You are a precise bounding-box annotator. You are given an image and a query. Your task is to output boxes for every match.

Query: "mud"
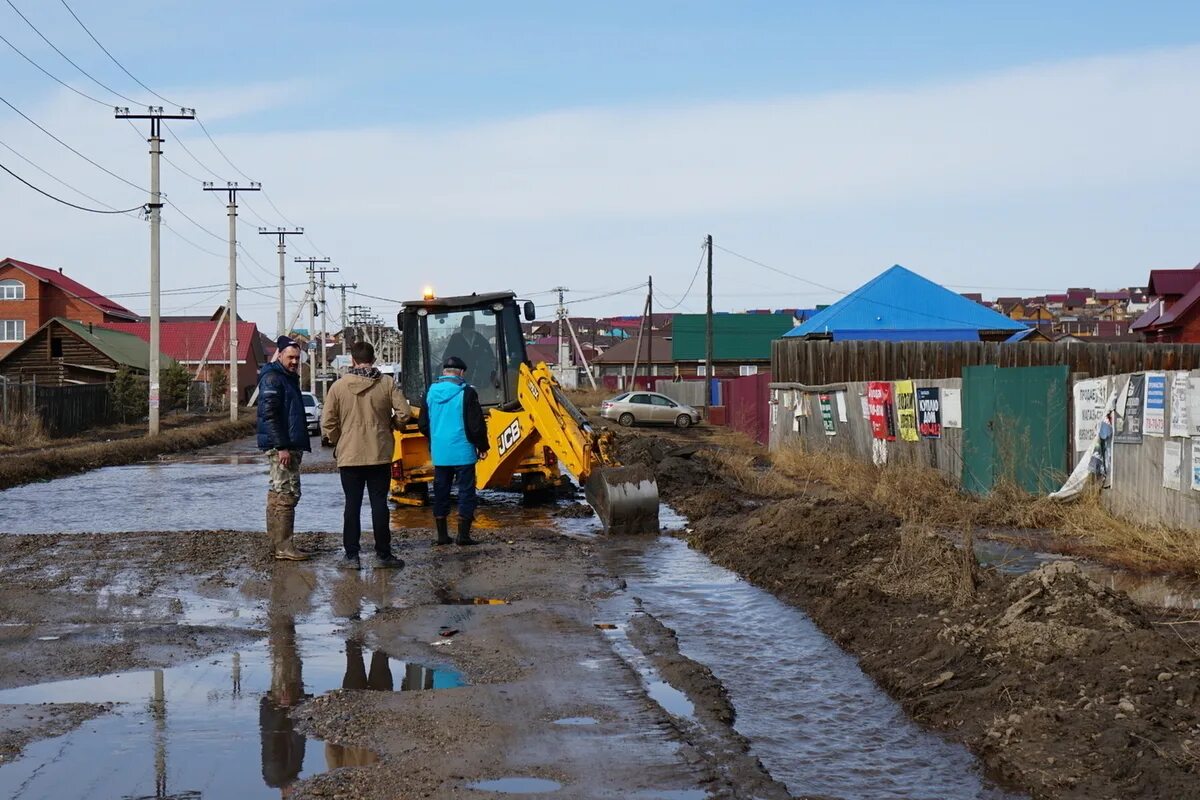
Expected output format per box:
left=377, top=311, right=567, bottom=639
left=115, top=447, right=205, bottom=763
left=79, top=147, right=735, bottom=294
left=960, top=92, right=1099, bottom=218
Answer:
left=622, top=429, right=1200, bottom=799
left=0, top=703, right=111, bottom=765
left=0, top=416, right=254, bottom=490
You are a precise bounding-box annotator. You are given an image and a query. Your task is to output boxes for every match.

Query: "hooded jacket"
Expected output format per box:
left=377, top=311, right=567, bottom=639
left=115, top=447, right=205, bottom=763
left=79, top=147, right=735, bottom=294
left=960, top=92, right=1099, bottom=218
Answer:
left=321, top=370, right=412, bottom=467
left=257, top=361, right=310, bottom=452
left=417, top=375, right=489, bottom=466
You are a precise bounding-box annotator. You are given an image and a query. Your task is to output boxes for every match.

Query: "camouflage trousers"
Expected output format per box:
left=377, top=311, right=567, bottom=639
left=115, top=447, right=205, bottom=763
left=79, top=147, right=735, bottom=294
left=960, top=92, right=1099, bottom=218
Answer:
left=267, top=449, right=303, bottom=498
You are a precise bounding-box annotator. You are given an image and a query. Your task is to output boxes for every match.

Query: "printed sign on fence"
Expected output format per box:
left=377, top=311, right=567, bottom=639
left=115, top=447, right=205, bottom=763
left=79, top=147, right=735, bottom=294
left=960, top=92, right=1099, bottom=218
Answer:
left=941, top=388, right=962, bottom=428
left=916, top=387, right=942, bottom=438
left=1189, top=377, right=1200, bottom=438
left=1073, top=378, right=1108, bottom=453
left=835, top=391, right=848, bottom=423
left=895, top=380, right=919, bottom=442
left=867, top=381, right=896, bottom=440
left=1145, top=372, right=1166, bottom=437
left=1115, top=373, right=1145, bottom=444
left=819, top=393, right=836, bottom=435
left=1192, top=440, right=1200, bottom=490
left=1164, top=440, right=1183, bottom=491
left=1170, top=371, right=1191, bottom=438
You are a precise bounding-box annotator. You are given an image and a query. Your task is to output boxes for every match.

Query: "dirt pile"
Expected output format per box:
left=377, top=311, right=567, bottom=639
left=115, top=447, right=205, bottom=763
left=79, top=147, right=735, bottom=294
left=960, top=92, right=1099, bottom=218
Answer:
left=631, top=430, right=1200, bottom=800
left=0, top=417, right=255, bottom=489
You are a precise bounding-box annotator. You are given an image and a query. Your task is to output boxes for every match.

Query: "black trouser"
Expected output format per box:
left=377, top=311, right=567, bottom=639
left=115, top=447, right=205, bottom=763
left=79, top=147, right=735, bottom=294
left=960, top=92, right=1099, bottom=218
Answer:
left=339, top=463, right=391, bottom=557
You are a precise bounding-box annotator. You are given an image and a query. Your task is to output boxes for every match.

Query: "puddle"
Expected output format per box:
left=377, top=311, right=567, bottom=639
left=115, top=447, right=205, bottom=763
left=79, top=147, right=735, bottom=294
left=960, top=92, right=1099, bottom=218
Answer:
left=972, top=536, right=1200, bottom=610
left=0, top=436, right=688, bottom=537
left=551, top=716, right=598, bottom=726
left=0, top=570, right=465, bottom=799
left=607, top=536, right=1023, bottom=800
left=468, top=776, right=563, bottom=793
left=636, top=792, right=709, bottom=800
left=646, top=680, right=695, bottom=719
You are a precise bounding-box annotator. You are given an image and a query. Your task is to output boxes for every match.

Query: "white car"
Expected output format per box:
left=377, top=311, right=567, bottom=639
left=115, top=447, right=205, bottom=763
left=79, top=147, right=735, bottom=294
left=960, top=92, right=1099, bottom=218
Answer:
left=301, top=391, right=322, bottom=435
left=600, top=391, right=702, bottom=428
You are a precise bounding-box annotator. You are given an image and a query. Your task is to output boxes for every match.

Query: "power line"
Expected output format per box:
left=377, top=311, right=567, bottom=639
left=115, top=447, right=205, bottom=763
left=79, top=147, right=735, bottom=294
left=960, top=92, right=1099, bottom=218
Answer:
left=161, top=220, right=227, bottom=259
left=3, top=0, right=144, bottom=105
left=0, top=93, right=146, bottom=193
left=0, top=30, right=109, bottom=106
left=195, top=117, right=255, bottom=182
left=0, top=159, right=143, bottom=214
left=162, top=122, right=221, bottom=180
left=0, top=134, right=139, bottom=215
left=713, top=244, right=843, bottom=295
left=658, top=240, right=708, bottom=310
left=56, top=0, right=179, bottom=107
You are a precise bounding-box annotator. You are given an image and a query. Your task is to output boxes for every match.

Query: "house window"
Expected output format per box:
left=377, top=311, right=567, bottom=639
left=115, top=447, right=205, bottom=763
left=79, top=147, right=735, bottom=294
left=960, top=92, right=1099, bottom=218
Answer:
left=0, top=280, right=24, bottom=300
left=738, top=365, right=759, bottom=377
left=696, top=363, right=708, bottom=377
left=50, top=337, right=63, bottom=357
left=0, top=320, right=24, bottom=341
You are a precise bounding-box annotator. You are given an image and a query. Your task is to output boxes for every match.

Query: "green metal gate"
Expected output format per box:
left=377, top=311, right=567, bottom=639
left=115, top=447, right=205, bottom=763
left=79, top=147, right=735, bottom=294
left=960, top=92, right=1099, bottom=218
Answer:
left=962, top=365, right=1069, bottom=495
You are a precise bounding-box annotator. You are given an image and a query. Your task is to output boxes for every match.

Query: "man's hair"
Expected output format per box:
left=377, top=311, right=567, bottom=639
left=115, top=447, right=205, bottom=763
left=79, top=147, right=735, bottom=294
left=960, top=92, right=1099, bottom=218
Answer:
left=351, top=341, right=375, bottom=364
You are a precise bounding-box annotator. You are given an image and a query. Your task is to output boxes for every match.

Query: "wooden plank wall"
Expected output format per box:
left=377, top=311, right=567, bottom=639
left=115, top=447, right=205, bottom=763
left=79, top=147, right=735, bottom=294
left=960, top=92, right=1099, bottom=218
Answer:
left=772, top=340, right=1200, bottom=385
left=769, top=378, right=965, bottom=483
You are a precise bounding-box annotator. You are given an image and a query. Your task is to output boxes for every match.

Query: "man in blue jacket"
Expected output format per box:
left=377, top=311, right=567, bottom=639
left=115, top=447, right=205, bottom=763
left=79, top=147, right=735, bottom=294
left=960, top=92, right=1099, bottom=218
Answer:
left=417, top=356, right=490, bottom=546
left=257, top=336, right=312, bottom=560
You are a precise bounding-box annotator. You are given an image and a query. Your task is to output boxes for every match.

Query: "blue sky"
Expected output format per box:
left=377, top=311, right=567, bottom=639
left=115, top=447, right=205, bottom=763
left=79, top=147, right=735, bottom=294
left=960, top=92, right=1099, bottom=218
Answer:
left=4, top=2, right=1200, bottom=328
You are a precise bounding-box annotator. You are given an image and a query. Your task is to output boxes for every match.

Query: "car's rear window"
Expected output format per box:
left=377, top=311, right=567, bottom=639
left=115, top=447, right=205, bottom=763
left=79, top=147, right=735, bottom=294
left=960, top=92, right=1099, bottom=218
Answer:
left=610, top=393, right=630, bottom=402
left=302, top=395, right=316, bottom=407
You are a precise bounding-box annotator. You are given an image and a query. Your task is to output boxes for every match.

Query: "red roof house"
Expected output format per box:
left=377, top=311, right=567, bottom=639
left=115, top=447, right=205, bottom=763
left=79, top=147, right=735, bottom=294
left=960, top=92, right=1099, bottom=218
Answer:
left=1130, top=265, right=1200, bottom=342
left=0, top=257, right=139, bottom=356
left=100, top=319, right=266, bottom=403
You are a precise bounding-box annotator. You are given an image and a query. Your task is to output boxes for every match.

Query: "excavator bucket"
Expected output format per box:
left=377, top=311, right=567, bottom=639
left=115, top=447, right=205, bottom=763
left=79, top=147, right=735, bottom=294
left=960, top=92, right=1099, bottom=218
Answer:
left=585, top=464, right=660, bottom=535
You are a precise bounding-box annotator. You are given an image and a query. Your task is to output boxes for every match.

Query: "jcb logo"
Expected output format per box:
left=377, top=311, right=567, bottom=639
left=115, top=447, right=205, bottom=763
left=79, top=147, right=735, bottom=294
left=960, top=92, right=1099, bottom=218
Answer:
left=497, top=420, right=521, bottom=456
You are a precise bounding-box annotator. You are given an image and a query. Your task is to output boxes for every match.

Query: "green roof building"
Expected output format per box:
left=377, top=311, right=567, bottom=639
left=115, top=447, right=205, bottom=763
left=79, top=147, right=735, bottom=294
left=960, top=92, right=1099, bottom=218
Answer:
left=671, top=314, right=793, bottom=374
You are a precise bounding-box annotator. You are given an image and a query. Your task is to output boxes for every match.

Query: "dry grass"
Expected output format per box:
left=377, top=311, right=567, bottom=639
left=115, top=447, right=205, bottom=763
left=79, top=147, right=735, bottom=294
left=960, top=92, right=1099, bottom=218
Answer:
left=0, top=414, right=46, bottom=448
left=697, top=448, right=796, bottom=497
left=771, top=443, right=1200, bottom=576
left=879, top=523, right=979, bottom=605
left=565, top=387, right=613, bottom=410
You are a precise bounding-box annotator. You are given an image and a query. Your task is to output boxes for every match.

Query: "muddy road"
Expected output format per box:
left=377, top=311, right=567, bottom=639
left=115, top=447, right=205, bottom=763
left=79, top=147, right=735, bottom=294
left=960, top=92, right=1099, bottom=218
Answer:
left=0, top=434, right=1034, bottom=799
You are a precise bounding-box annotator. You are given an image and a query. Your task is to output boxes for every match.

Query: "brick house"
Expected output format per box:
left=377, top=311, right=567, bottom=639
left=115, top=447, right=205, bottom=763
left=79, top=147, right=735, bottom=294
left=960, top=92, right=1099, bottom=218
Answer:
left=1130, top=266, right=1200, bottom=342
left=0, top=258, right=140, bottom=357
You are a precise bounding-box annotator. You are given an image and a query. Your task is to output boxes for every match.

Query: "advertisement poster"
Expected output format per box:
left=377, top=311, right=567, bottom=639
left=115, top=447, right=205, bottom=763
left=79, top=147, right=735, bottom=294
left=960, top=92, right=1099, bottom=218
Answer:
left=1170, top=371, right=1191, bottom=438
left=859, top=394, right=870, bottom=420
left=1115, top=374, right=1145, bottom=444
left=916, top=387, right=942, bottom=439
left=1163, top=440, right=1183, bottom=491
left=835, top=391, right=849, bottom=423
left=1192, top=440, right=1200, bottom=491
left=1073, top=378, right=1109, bottom=453
left=819, top=393, right=836, bottom=436
left=942, top=388, right=962, bottom=428
left=1144, top=372, right=1166, bottom=437
left=894, top=380, right=920, bottom=442
left=1189, top=377, right=1200, bottom=437
left=866, top=381, right=896, bottom=441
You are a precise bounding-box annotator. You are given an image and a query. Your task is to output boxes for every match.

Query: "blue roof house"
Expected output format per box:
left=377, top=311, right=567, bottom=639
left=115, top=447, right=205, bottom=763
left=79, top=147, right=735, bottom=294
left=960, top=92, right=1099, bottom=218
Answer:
left=784, top=265, right=1027, bottom=342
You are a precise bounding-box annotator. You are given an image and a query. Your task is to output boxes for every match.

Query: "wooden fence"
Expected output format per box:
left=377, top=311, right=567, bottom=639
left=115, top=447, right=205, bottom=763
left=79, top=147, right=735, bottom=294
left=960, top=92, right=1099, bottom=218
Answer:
left=772, top=339, right=1200, bottom=385
left=0, top=380, right=121, bottom=437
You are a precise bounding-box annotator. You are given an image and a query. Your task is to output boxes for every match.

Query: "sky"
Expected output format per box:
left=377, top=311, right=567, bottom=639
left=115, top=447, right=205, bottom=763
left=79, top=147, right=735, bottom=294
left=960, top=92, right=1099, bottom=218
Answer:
left=3, top=1, right=1200, bottom=333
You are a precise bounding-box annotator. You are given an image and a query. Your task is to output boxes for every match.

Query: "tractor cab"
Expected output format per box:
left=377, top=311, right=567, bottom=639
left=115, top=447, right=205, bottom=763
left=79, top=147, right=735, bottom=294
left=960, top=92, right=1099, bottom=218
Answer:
left=399, top=291, right=536, bottom=408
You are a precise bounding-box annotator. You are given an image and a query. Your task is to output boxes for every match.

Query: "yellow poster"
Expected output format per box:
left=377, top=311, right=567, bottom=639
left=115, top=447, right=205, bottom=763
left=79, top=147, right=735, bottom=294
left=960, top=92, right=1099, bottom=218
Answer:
left=895, top=380, right=919, bottom=442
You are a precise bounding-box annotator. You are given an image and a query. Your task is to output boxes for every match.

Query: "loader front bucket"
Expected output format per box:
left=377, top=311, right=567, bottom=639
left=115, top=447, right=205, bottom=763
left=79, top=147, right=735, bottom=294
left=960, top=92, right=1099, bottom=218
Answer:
left=585, top=464, right=660, bottom=535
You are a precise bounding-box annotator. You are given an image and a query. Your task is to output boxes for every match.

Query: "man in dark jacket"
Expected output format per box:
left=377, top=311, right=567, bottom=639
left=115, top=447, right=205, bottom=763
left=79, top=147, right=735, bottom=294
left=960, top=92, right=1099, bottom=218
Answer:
left=257, top=336, right=311, bottom=560
left=417, top=356, right=489, bottom=546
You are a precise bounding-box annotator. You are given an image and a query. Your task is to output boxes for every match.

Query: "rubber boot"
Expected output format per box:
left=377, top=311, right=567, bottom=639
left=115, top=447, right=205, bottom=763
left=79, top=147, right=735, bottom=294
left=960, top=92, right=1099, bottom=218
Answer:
left=274, top=492, right=310, bottom=561
left=455, top=517, right=478, bottom=547
left=433, top=517, right=452, bottom=546
left=266, top=491, right=286, bottom=555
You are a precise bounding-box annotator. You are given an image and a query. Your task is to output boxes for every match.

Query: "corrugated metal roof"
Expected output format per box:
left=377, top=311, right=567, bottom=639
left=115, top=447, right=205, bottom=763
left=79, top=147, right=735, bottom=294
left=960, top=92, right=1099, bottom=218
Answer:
left=55, top=318, right=167, bottom=371
left=785, top=265, right=1025, bottom=339
left=671, top=314, right=793, bottom=361
left=1, top=258, right=139, bottom=320
left=1147, top=269, right=1200, bottom=296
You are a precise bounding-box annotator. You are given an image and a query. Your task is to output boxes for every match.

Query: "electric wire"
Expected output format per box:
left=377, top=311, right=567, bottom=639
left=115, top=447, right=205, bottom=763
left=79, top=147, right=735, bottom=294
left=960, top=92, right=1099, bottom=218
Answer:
left=56, top=0, right=180, bottom=107
left=0, top=134, right=139, bottom=215
left=0, top=159, right=143, bottom=214
left=195, top=117, right=254, bottom=182
left=657, top=241, right=708, bottom=310
left=0, top=93, right=146, bottom=193
left=4, top=0, right=145, bottom=105
left=160, top=220, right=227, bottom=259
left=0, top=30, right=110, bottom=107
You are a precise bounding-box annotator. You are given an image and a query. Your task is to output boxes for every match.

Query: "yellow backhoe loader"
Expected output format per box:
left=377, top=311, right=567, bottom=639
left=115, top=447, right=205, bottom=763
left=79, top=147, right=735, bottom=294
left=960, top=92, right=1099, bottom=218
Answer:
left=389, top=290, right=659, bottom=534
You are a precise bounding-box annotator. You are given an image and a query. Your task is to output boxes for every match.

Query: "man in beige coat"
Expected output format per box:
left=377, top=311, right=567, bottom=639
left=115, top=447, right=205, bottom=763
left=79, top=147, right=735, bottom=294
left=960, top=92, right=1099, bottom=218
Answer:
left=321, top=341, right=412, bottom=569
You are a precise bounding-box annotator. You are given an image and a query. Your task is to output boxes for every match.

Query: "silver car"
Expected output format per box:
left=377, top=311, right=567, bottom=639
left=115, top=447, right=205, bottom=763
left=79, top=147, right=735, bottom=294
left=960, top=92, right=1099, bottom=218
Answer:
left=600, top=391, right=702, bottom=428
left=301, top=391, right=322, bottom=435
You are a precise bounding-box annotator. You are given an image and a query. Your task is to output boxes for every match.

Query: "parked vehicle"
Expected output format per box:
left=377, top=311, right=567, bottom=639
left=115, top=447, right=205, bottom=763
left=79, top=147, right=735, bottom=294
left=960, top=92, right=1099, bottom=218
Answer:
left=301, top=391, right=322, bottom=435
left=600, top=391, right=701, bottom=428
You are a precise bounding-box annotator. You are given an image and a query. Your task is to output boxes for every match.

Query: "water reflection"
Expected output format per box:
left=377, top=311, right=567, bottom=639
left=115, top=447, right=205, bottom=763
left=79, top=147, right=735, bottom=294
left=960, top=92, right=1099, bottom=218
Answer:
left=261, top=567, right=316, bottom=796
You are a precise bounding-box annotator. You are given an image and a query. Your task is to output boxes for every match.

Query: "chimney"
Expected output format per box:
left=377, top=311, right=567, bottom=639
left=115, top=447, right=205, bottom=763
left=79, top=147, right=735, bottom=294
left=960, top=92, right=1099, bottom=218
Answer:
left=58, top=267, right=63, bottom=274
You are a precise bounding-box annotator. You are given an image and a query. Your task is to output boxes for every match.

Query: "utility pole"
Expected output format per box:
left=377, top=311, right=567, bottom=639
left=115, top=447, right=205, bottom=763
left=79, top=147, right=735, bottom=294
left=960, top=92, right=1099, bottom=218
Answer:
left=203, top=180, right=260, bottom=421
left=647, top=274, right=654, bottom=388
left=705, top=234, right=714, bottom=406
left=553, top=286, right=569, bottom=382
left=295, top=257, right=331, bottom=394
left=259, top=227, right=303, bottom=338
left=329, top=283, right=357, bottom=358
left=116, top=106, right=195, bottom=436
